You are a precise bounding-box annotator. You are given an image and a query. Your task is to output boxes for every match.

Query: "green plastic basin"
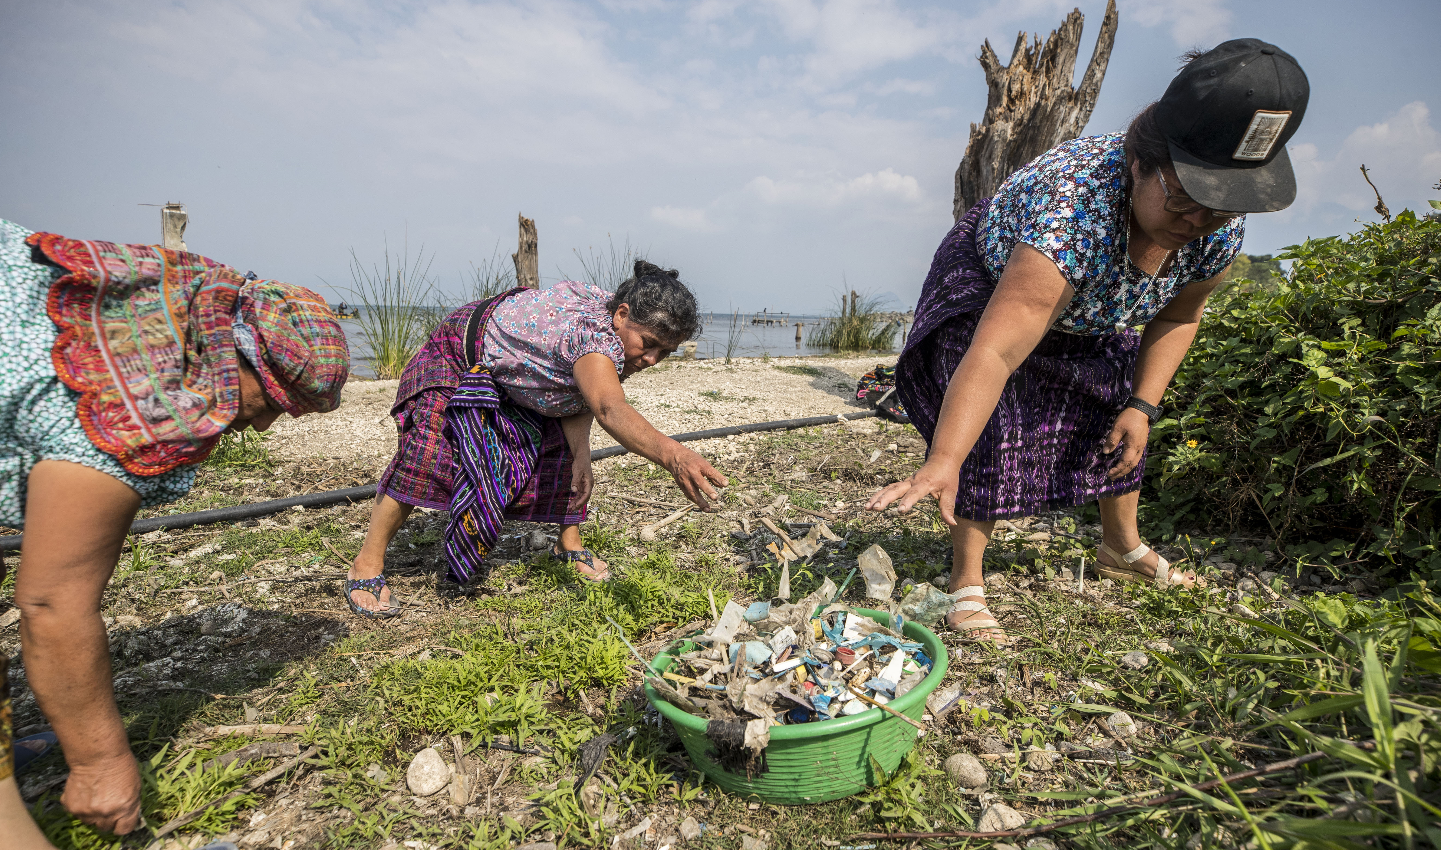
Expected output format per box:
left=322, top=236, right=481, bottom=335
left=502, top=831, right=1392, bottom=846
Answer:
left=644, top=608, right=948, bottom=805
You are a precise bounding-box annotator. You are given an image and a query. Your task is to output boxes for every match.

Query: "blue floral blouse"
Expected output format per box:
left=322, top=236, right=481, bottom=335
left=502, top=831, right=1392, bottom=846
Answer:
left=978, top=132, right=1245, bottom=335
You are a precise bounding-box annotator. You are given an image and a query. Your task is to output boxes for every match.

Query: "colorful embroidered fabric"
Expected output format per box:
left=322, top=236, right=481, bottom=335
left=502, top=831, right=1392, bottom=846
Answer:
left=441, top=366, right=586, bottom=583
left=480, top=280, right=625, bottom=417
left=979, top=133, right=1245, bottom=335
left=0, top=221, right=192, bottom=525
left=380, top=291, right=520, bottom=510
left=27, top=232, right=348, bottom=475
left=855, top=364, right=909, bottom=424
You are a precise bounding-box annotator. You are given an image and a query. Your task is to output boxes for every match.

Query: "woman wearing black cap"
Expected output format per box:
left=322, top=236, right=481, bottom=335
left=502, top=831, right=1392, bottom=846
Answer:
left=867, top=40, right=1309, bottom=644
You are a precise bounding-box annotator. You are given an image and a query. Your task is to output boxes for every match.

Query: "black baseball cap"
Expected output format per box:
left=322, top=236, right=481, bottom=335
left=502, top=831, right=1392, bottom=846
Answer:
left=1155, top=38, right=1309, bottom=213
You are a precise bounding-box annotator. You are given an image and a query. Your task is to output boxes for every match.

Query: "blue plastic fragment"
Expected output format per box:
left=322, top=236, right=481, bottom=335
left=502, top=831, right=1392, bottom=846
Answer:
left=786, top=706, right=811, bottom=723
left=914, top=650, right=933, bottom=669
left=728, top=641, right=772, bottom=666
left=863, top=677, right=897, bottom=695
left=849, top=633, right=923, bottom=653
left=891, top=613, right=904, bottom=632
left=820, top=615, right=847, bottom=647
left=743, top=601, right=771, bottom=622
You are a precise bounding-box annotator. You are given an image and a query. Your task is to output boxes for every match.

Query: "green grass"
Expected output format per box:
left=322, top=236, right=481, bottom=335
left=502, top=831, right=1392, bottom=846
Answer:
left=16, top=422, right=1440, bottom=849
left=336, top=240, right=443, bottom=380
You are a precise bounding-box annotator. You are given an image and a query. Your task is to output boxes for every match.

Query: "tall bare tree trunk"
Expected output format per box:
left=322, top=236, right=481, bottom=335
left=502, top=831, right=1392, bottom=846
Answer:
left=161, top=202, right=188, bottom=251
left=952, top=0, right=1119, bottom=220
left=512, top=214, right=539, bottom=289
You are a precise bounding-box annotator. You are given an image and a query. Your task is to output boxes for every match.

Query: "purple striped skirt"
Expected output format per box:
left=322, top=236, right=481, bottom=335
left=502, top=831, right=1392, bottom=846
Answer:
left=895, top=199, right=1144, bottom=521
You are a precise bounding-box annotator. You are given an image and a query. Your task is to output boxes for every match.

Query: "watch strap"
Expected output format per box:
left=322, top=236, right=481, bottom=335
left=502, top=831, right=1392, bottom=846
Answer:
left=1125, top=396, right=1162, bottom=424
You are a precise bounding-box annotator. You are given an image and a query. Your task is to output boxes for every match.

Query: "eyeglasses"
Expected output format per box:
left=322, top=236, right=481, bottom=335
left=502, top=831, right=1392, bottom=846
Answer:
left=1157, top=171, right=1245, bottom=221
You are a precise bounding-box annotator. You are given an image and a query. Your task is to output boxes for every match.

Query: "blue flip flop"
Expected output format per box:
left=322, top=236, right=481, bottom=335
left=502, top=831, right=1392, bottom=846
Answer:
left=550, top=546, right=611, bottom=583
left=345, top=575, right=402, bottom=619
left=14, top=731, right=58, bottom=775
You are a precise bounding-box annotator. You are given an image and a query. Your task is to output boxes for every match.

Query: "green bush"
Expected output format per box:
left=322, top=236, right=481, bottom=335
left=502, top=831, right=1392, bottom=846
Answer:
left=1147, top=210, right=1441, bottom=581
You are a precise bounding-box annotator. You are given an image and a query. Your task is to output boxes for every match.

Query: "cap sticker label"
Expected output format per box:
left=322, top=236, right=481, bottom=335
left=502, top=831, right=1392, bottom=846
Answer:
left=1233, top=110, right=1292, bottom=161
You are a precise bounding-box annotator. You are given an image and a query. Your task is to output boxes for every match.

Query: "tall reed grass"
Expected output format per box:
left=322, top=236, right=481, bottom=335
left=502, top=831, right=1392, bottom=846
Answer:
left=572, top=234, right=642, bottom=291
left=339, top=241, right=442, bottom=380
left=806, top=289, right=898, bottom=352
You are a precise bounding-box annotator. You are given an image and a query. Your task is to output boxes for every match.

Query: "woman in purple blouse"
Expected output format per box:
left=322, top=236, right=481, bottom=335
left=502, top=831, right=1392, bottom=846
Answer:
left=347, top=261, right=726, bottom=615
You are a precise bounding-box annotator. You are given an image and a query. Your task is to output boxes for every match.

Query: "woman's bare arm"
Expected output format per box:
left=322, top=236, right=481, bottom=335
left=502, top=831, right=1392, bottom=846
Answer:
left=559, top=410, right=594, bottom=460
left=1101, top=268, right=1227, bottom=478
left=16, top=461, right=144, bottom=835
left=866, top=243, right=1075, bottom=524
left=573, top=353, right=727, bottom=507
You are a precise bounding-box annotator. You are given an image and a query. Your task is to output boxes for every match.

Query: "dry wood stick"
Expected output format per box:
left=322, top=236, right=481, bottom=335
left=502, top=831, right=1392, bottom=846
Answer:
left=853, top=748, right=1336, bottom=841
left=149, top=745, right=320, bottom=843
left=199, top=723, right=308, bottom=738
left=639, top=505, right=693, bottom=541
left=844, top=683, right=926, bottom=731
left=608, top=493, right=684, bottom=509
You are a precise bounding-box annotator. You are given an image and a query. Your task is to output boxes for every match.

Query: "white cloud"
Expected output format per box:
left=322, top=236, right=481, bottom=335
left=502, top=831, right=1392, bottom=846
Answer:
left=746, top=168, right=923, bottom=206
left=1289, top=101, right=1441, bottom=217
left=651, top=205, right=719, bottom=232
left=1119, top=0, right=1232, bottom=48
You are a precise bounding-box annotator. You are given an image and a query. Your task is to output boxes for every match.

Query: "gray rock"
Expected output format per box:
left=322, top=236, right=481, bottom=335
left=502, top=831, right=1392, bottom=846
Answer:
left=984, top=572, right=1008, bottom=589
left=1120, top=650, right=1150, bottom=670
left=528, top=530, right=551, bottom=550
left=1259, top=570, right=1280, bottom=584
left=1143, top=639, right=1175, bottom=654
left=1024, top=748, right=1060, bottom=772
left=1106, top=711, right=1139, bottom=738
left=977, top=802, right=1026, bottom=832
left=406, top=747, right=450, bottom=796
left=978, top=735, right=1010, bottom=755
left=944, top=752, right=988, bottom=789
left=679, top=816, right=702, bottom=841
left=741, top=836, right=768, bottom=850
left=1236, top=578, right=1257, bottom=592
left=931, top=575, right=949, bottom=589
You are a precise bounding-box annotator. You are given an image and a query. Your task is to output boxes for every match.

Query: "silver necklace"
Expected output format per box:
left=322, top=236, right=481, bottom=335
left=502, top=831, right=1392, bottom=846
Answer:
left=1124, top=198, right=1174, bottom=280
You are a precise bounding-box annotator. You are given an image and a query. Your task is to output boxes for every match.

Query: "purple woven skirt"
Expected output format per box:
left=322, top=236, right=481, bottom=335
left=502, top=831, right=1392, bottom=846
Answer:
left=895, top=199, right=1144, bottom=521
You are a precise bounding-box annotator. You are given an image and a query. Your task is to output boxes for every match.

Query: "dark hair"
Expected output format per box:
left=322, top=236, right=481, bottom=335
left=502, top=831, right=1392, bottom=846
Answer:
left=1122, top=48, right=1210, bottom=193
left=606, top=260, right=700, bottom=343
left=1123, top=101, right=1171, bottom=193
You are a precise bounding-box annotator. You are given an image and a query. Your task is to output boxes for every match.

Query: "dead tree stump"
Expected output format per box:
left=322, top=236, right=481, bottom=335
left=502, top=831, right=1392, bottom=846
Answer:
left=952, top=0, right=1119, bottom=220
left=512, top=213, right=539, bottom=289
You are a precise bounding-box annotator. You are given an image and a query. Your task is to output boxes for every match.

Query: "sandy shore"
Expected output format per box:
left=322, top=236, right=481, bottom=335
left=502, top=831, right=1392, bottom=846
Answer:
left=265, top=353, right=899, bottom=467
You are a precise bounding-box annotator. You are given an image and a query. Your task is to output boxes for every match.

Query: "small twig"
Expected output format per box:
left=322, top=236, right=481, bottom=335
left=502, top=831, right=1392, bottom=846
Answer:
left=198, top=724, right=307, bottom=739
left=639, top=505, right=693, bottom=541
left=148, top=745, right=320, bottom=843
left=156, top=573, right=346, bottom=593
left=843, top=683, right=926, bottom=731
left=854, top=747, right=1345, bottom=841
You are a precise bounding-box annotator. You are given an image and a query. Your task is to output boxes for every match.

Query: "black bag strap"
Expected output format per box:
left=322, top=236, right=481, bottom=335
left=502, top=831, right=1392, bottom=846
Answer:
left=464, top=302, right=485, bottom=370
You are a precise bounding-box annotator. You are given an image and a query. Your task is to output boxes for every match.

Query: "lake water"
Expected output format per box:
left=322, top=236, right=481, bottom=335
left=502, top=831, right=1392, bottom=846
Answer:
left=337, top=310, right=905, bottom=378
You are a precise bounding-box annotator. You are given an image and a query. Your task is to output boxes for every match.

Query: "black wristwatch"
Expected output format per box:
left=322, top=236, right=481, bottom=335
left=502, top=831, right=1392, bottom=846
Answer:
left=1125, top=396, right=1162, bottom=424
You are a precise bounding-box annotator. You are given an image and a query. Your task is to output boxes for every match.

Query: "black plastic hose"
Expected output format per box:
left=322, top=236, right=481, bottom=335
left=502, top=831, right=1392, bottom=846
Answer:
left=0, top=409, right=878, bottom=552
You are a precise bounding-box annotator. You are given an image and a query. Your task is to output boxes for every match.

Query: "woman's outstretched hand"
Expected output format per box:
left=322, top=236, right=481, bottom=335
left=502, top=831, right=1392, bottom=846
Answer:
left=664, top=444, right=728, bottom=509
left=1102, top=408, right=1151, bottom=480
left=569, top=455, right=595, bottom=510
left=865, top=460, right=959, bottom=526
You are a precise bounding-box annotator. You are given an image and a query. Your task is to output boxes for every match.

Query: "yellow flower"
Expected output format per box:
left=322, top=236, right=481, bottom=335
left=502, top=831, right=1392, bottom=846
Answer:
left=1186, top=439, right=1198, bottom=448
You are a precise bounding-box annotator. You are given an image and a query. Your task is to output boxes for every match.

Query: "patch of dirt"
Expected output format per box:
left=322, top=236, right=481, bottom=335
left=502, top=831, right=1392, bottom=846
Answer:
left=263, top=354, right=897, bottom=461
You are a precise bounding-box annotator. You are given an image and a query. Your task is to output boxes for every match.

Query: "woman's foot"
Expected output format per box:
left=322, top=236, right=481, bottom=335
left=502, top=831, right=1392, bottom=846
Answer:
left=347, top=556, right=397, bottom=615
left=556, top=525, right=609, bottom=581
left=945, top=586, right=1013, bottom=646
left=1095, top=540, right=1198, bottom=589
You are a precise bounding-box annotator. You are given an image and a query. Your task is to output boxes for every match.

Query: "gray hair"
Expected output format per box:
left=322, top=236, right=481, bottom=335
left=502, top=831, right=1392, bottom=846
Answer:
left=606, top=260, right=700, bottom=342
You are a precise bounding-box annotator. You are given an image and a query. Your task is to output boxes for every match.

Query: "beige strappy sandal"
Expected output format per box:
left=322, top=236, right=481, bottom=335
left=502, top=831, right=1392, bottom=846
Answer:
left=1094, top=543, right=1198, bottom=589
left=947, top=585, right=1014, bottom=646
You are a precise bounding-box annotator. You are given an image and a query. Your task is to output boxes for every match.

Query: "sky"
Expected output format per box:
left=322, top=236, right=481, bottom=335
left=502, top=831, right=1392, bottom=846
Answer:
left=2, top=0, right=1438, bottom=313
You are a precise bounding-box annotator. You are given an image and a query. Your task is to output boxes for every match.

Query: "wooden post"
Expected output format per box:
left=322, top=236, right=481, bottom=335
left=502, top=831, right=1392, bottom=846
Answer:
left=952, top=0, right=1118, bottom=220
left=795, top=322, right=803, bottom=344
left=512, top=214, right=538, bottom=289
left=161, top=202, right=188, bottom=251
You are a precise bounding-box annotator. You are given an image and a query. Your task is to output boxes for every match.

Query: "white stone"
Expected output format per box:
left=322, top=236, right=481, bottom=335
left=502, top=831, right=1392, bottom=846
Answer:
left=944, top=752, right=988, bottom=789
left=1106, top=711, right=1139, bottom=738
left=977, top=802, right=1026, bottom=832
left=1120, top=651, right=1150, bottom=670
left=406, top=747, right=450, bottom=796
